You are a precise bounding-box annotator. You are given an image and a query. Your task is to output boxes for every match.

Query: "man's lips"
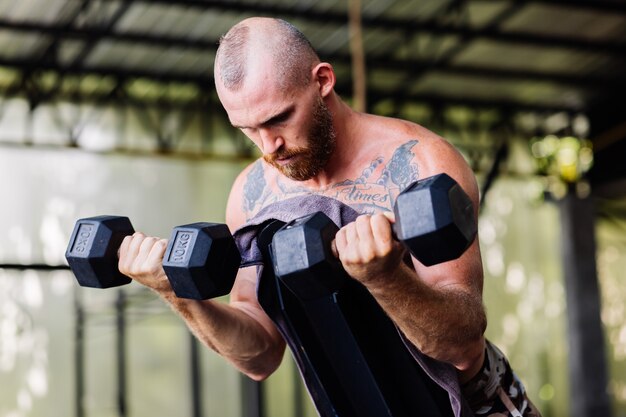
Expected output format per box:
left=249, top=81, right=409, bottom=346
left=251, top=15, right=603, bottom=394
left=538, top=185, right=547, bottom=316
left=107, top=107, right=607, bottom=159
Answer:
left=272, top=154, right=298, bottom=166
left=265, top=148, right=305, bottom=167
left=275, top=156, right=292, bottom=165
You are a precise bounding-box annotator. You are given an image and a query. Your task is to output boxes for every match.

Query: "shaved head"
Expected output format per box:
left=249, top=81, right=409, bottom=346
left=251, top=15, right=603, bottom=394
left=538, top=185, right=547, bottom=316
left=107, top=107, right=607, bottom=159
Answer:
left=215, top=17, right=320, bottom=92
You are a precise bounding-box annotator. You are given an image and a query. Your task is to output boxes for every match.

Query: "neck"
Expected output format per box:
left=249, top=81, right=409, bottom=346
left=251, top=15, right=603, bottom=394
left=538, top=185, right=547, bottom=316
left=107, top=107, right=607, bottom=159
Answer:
left=300, top=93, right=363, bottom=190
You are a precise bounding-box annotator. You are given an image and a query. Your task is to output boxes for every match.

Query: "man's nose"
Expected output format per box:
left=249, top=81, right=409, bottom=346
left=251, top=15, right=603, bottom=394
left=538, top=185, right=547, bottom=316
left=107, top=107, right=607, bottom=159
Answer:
left=259, top=128, right=284, bottom=155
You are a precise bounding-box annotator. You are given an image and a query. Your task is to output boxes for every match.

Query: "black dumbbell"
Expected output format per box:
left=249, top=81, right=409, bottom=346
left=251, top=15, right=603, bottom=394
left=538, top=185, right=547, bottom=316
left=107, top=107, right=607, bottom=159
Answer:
left=65, top=216, right=241, bottom=300
left=162, top=222, right=241, bottom=300
left=270, top=212, right=346, bottom=300
left=65, top=216, right=134, bottom=289
left=393, top=172, right=476, bottom=266
left=271, top=173, right=477, bottom=299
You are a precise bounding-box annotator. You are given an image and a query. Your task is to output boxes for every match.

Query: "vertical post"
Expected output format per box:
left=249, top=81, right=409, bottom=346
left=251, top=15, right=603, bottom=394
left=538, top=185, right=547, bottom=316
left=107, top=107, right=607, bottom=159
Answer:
left=292, top=361, right=304, bottom=417
left=115, top=290, right=128, bottom=417
left=559, top=187, right=611, bottom=417
left=189, top=332, right=203, bottom=417
left=240, top=376, right=264, bottom=417
left=74, top=287, right=85, bottom=417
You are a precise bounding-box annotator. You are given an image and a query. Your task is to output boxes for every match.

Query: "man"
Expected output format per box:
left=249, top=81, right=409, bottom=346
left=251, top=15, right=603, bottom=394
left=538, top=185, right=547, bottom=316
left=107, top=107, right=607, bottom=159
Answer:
left=118, top=17, right=540, bottom=417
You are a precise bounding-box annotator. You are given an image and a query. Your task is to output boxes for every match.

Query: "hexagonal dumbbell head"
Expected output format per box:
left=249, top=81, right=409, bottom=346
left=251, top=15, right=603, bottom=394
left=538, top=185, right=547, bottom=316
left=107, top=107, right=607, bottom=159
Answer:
left=393, top=173, right=477, bottom=266
left=271, top=212, right=347, bottom=301
left=162, top=223, right=241, bottom=300
left=65, top=216, right=135, bottom=288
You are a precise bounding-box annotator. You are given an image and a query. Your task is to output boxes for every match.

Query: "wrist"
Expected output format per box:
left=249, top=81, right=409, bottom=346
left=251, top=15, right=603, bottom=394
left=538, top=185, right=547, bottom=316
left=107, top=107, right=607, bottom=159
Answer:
left=364, top=260, right=415, bottom=295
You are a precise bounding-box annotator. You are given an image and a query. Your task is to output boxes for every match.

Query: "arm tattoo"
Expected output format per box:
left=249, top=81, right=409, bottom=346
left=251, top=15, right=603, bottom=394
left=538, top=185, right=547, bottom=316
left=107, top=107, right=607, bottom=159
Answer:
left=379, top=140, right=419, bottom=191
left=242, top=161, right=266, bottom=214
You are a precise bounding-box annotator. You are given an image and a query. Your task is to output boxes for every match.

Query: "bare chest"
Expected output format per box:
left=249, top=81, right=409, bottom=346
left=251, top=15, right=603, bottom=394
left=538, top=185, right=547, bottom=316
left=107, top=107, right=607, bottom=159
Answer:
left=241, top=139, right=422, bottom=219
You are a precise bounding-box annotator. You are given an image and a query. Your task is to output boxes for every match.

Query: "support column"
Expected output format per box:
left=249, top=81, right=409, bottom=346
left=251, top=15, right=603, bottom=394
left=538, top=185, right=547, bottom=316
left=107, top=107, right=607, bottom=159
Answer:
left=115, top=290, right=128, bottom=417
left=74, top=287, right=85, bottom=417
left=240, top=376, right=264, bottom=417
left=189, top=333, right=203, bottom=417
left=559, top=188, right=611, bottom=417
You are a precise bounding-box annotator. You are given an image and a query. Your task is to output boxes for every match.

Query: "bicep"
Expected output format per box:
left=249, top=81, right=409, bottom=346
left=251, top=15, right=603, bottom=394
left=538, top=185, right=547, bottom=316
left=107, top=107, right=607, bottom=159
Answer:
left=410, top=133, right=483, bottom=294
left=411, top=238, right=483, bottom=296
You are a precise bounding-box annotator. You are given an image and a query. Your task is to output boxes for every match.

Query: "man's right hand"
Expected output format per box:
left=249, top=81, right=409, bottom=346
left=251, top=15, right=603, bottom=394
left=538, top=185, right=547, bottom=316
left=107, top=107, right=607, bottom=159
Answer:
left=118, top=232, right=172, bottom=294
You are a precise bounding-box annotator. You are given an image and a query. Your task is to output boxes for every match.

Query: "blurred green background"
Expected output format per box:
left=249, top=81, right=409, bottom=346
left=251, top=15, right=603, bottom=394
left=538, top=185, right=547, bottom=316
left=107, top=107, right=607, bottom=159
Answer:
left=0, top=96, right=624, bottom=417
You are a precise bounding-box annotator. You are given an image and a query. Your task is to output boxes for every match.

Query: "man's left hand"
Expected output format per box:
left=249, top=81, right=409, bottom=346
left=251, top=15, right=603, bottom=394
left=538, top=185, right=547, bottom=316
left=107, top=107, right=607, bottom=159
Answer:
left=332, top=213, right=407, bottom=286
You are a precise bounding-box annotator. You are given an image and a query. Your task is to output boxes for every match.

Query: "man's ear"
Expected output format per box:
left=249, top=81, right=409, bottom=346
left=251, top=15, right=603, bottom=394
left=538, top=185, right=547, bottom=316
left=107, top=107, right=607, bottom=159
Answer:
left=312, top=63, right=335, bottom=98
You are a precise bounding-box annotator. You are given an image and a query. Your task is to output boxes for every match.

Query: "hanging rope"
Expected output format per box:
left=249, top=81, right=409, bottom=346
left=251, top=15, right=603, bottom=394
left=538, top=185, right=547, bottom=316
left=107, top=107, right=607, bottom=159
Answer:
left=348, top=0, right=366, bottom=112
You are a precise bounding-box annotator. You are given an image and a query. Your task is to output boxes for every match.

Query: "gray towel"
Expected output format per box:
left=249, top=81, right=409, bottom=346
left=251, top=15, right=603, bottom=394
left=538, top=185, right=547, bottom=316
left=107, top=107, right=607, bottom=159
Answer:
left=233, top=194, right=472, bottom=417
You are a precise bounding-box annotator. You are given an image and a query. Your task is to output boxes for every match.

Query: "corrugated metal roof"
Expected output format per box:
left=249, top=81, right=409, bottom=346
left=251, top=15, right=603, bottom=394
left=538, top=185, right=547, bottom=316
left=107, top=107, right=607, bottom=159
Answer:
left=0, top=0, right=623, bottom=115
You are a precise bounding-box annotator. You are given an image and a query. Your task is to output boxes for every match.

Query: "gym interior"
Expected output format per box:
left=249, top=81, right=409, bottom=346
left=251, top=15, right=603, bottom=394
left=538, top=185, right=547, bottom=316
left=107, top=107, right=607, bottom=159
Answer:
left=0, top=1, right=625, bottom=417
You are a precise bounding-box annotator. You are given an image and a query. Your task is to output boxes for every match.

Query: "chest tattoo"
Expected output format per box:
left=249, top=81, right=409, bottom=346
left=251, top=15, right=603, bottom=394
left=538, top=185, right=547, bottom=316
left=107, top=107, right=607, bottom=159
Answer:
left=241, top=139, right=421, bottom=218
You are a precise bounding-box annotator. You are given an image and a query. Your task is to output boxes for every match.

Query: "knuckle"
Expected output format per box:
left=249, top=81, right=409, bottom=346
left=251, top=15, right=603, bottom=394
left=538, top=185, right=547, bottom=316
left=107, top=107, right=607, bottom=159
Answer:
left=118, top=262, right=129, bottom=275
left=372, top=213, right=386, bottom=224
left=355, top=214, right=367, bottom=222
left=361, top=248, right=376, bottom=263
left=155, top=239, right=169, bottom=252
left=355, top=215, right=371, bottom=226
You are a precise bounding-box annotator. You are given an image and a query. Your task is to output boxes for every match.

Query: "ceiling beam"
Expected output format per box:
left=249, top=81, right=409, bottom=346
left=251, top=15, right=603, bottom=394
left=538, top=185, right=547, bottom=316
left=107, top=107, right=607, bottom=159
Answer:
left=35, top=0, right=91, bottom=64
left=121, top=0, right=626, bottom=16
left=0, top=56, right=580, bottom=114
left=0, top=18, right=207, bottom=48
left=522, top=0, right=626, bottom=14
left=0, top=48, right=613, bottom=114
left=364, top=88, right=580, bottom=114
left=0, top=18, right=622, bottom=90
left=0, top=56, right=213, bottom=85
left=68, top=1, right=134, bottom=67
left=0, top=4, right=626, bottom=56
left=386, top=1, right=526, bottom=100
left=132, top=0, right=625, bottom=54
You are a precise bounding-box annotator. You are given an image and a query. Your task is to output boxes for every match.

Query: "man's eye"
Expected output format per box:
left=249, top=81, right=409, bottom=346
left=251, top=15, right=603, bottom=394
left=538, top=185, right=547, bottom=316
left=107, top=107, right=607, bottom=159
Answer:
left=267, top=112, right=290, bottom=126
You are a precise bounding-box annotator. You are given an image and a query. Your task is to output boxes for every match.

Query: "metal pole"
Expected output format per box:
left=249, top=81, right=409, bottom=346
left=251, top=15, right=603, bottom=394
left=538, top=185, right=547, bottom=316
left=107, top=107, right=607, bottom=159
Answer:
left=559, top=187, right=611, bottom=417
left=115, top=290, right=128, bottom=417
left=74, top=287, right=85, bottom=417
left=240, top=376, right=264, bottom=417
left=292, top=362, right=304, bottom=417
left=189, top=332, right=203, bottom=417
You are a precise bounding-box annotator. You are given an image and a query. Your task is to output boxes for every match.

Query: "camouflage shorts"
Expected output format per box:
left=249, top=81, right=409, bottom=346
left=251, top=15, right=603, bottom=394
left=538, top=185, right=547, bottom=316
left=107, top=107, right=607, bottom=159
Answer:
left=461, top=341, right=542, bottom=417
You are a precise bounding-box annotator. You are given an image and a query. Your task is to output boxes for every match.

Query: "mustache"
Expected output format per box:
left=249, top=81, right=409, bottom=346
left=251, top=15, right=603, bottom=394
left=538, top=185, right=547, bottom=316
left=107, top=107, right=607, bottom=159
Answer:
left=263, top=147, right=307, bottom=163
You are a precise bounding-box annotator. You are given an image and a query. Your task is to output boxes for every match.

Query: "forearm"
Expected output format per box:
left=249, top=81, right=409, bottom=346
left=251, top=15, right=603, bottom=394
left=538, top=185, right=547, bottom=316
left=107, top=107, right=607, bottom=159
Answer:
left=160, top=289, right=286, bottom=380
left=365, top=262, right=486, bottom=376
left=117, top=234, right=286, bottom=380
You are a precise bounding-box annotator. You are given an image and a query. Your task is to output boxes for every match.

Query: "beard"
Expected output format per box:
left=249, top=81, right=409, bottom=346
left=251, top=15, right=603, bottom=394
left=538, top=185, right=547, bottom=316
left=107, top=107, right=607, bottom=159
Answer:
left=263, top=97, right=336, bottom=181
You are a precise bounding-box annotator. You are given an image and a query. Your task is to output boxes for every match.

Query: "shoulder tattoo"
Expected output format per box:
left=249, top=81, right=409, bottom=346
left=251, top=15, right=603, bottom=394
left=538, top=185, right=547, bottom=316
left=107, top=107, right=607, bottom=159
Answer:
left=242, top=160, right=267, bottom=215
left=355, top=157, right=384, bottom=184
left=379, top=139, right=419, bottom=191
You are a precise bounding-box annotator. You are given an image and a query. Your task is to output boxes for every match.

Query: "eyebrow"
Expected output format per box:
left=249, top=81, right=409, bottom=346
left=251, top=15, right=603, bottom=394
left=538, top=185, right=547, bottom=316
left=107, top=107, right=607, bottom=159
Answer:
left=232, top=105, right=295, bottom=130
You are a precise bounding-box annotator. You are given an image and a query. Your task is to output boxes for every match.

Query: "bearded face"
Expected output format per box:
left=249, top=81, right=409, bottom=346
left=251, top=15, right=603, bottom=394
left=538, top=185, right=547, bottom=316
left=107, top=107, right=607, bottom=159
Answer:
left=263, top=96, right=336, bottom=181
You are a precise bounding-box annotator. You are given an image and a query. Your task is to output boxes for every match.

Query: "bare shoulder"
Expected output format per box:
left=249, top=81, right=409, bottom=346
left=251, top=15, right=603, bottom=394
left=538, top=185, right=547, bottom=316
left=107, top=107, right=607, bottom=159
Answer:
left=226, top=159, right=271, bottom=229
left=363, top=114, right=478, bottom=205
